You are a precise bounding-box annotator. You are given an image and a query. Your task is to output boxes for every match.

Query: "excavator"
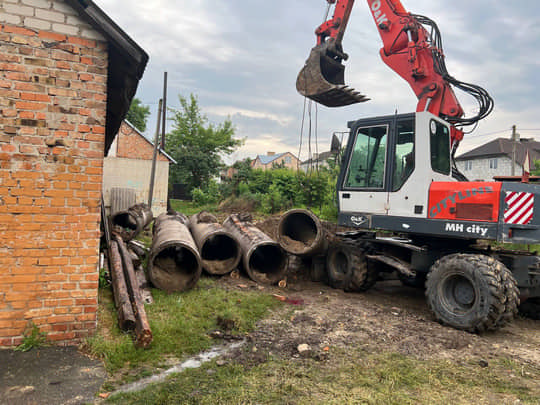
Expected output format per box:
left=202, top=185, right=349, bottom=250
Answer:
left=294, top=0, right=540, bottom=332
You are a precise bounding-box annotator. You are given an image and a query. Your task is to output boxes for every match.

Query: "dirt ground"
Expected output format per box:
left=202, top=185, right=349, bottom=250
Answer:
left=214, top=217, right=540, bottom=370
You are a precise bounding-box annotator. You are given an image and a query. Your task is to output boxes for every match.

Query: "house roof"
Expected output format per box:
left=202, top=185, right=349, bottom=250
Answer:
left=301, top=151, right=335, bottom=165
left=256, top=153, right=286, bottom=165
left=122, top=120, right=177, bottom=164
left=66, top=0, right=149, bottom=154
left=456, top=137, right=540, bottom=168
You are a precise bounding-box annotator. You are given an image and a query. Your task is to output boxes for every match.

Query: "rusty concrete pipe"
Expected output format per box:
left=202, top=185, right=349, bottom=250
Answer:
left=223, top=214, right=288, bottom=285
left=111, top=203, right=154, bottom=242
left=148, top=212, right=202, bottom=292
left=189, top=211, right=242, bottom=275
left=277, top=209, right=328, bottom=257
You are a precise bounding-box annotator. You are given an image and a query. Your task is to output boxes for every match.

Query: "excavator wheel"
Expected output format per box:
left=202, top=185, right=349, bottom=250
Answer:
left=326, top=239, right=377, bottom=292
left=519, top=298, right=540, bottom=320
left=426, top=254, right=519, bottom=333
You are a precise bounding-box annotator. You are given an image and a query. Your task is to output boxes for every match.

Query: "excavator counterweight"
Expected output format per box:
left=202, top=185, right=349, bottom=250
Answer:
left=296, top=44, right=369, bottom=107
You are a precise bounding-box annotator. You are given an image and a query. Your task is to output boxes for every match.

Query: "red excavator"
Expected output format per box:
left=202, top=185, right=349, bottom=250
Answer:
left=293, top=0, right=540, bottom=332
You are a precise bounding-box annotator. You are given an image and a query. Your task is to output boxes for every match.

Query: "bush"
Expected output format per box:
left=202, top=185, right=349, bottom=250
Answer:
left=191, top=181, right=221, bottom=205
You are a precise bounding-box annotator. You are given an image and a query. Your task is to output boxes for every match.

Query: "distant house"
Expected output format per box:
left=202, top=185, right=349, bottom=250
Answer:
left=251, top=151, right=299, bottom=171
left=455, top=137, right=540, bottom=181
left=300, top=151, right=337, bottom=172
left=103, top=121, right=176, bottom=216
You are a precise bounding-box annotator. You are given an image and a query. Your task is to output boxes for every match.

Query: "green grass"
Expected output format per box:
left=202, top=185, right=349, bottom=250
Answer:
left=107, top=348, right=540, bottom=404
left=169, top=199, right=218, bottom=216
left=85, top=277, right=281, bottom=378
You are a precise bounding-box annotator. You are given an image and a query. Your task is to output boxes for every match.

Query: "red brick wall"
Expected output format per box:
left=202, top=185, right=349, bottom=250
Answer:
left=116, top=121, right=168, bottom=162
left=0, top=20, right=108, bottom=346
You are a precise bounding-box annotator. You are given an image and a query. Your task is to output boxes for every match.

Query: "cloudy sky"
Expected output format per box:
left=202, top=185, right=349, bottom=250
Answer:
left=94, top=0, right=539, bottom=164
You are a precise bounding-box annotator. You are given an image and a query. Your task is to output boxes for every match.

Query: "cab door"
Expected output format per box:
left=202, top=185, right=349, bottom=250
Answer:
left=337, top=116, right=394, bottom=215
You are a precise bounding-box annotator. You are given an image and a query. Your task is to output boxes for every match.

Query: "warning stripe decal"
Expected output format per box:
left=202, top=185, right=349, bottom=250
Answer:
left=504, top=191, right=534, bottom=224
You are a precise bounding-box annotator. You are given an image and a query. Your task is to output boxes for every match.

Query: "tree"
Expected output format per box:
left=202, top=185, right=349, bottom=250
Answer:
left=126, top=97, right=150, bottom=133
left=166, top=94, right=243, bottom=193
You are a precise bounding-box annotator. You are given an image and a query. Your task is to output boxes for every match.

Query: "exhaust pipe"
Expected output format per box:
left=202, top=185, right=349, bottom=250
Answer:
left=189, top=211, right=241, bottom=275
left=277, top=209, right=328, bottom=257
left=148, top=212, right=202, bottom=292
left=111, top=203, right=153, bottom=242
left=223, top=214, right=288, bottom=285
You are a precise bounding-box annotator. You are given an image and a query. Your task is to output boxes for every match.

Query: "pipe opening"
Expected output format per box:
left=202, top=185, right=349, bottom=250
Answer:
left=112, top=213, right=138, bottom=232
left=201, top=234, right=240, bottom=274
left=281, top=213, right=318, bottom=244
left=249, top=245, right=287, bottom=277
left=151, top=245, right=200, bottom=290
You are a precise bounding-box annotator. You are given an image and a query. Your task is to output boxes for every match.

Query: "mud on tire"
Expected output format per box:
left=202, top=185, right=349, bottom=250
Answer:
left=426, top=253, right=519, bottom=333
left=326, top=239, right=377, bottom=292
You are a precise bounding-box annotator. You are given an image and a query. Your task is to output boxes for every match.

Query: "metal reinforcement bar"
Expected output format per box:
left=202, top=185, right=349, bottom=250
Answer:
left=277, top=209, right=328, bottom=257
left=189, top=211, right=241, bottom=275
left=148, top=211, right=202, bottom=292
left=111, top=203, right=154, bottom=242
left=223, top=214, right=288, bottom=285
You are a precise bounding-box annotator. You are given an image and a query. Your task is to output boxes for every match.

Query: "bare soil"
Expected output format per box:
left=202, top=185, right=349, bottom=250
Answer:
left=216, top=217, right=540, bottom=370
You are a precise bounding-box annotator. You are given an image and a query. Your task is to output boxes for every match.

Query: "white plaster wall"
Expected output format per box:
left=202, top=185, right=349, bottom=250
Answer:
left=456, top=156, right=522, bottom=181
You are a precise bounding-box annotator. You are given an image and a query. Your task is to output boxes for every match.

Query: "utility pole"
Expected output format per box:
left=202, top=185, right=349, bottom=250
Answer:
left=511, top=125, right=519, bottom=176
left=148, top=99, right=163, bottom=209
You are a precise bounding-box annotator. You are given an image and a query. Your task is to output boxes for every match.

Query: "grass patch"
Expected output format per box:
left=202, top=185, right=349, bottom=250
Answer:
left=169, top=199, right=218, bottom=216
left=107, top=348, right=540, bottom=404
left=85, top=277, right=281, bottom=378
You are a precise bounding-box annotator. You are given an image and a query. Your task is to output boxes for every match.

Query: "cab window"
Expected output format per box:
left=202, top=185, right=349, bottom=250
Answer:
left=430, top=120, right=451, bottom=175
left=344, top=125, right=387, bottom=189
left=392, top=119, right=415, bottom=191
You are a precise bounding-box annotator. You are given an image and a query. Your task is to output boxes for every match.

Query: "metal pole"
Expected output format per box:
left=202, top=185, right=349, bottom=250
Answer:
left=511, top=125, right=517, bottom=176
left=148, top=99, right=163, bottom=208
left=161, top=72, right=168, bottom=149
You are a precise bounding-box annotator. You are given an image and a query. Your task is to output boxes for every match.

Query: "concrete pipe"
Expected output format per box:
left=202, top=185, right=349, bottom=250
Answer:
left=189, top=211, right=241, bottom=275
left=148, top=212, right=202, bottom=292
left=111, top=203, right=154, bottom=242
left=277, top=209, right=328, bottom=257
left=223, top=214, right=288, bottom=285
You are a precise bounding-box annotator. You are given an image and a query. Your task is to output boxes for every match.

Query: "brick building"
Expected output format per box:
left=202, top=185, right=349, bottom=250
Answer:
left=0, top=0, right=147, bottom=346
left=103, top=120, right=176, bottom=216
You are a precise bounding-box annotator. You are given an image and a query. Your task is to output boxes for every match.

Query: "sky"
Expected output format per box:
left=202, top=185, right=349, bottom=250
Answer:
left=94, top=0, right=540, bottom=164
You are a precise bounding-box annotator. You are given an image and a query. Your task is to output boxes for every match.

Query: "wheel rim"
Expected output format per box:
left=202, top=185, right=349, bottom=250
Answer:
left=441, top=274, right=476, bottom=313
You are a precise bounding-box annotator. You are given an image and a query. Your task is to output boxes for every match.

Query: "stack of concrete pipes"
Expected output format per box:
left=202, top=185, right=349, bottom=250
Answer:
left=145, top=210, right=289, bottom=292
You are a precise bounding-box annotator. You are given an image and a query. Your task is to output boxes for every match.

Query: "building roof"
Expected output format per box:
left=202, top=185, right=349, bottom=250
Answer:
left=122, top=120, right=177, bottom=164
left=256, top=153, right=286, bottom=165
left=456, top=137, right=540, bottom=168
left=66, top=0, right=149, bottom=154
left=301, top=151, right=335, bottom=165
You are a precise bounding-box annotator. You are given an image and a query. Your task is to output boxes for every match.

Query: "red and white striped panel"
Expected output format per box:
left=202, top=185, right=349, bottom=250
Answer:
left=504, top=191, right=534, bottom=225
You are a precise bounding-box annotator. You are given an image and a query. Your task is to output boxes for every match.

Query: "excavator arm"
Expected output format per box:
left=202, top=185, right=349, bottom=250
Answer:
left=297, top=0, right=494, bottom=147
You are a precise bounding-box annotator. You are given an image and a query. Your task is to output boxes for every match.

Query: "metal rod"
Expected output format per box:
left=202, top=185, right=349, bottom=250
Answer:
left=148, top=99, right=163, bottom=209
left=161, top=72, right=168, bottom=149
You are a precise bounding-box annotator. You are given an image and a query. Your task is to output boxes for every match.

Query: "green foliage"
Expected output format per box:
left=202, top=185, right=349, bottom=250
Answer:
left=217, top=165, right=338, bottom=217
left=191, top=181, right=221, bottom=205
left=125, top=97, right=150, bottom=133
left=532, top=160, right=540, bottom=176
left=15, top=322, right=47, bottom=352
left=166, top=94, right=243, bottom=194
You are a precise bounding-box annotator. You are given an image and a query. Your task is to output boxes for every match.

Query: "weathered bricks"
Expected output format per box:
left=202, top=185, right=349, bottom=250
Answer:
left=0, top=0, right=109, bottom=346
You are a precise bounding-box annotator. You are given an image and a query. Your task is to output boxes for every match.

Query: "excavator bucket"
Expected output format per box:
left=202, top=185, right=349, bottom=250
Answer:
left=296, top=46, right=369, bottom=107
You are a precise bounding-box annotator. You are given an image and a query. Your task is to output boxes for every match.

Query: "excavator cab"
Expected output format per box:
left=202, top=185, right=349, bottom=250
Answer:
left=296, top=42, right=369, bottom=107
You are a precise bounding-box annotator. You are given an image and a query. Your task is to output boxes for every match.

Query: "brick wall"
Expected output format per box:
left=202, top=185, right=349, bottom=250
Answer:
left=115, top=121, right=168, bottom=162
left=0, top=0, right=108, bottom=346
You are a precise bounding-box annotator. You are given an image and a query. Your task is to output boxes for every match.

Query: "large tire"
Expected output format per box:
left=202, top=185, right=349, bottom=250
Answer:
left=426, top=253, right=519, bottom=333
left=519, top=298, right=540, bottom=320
left=326, top=239, right=377, bottom=292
